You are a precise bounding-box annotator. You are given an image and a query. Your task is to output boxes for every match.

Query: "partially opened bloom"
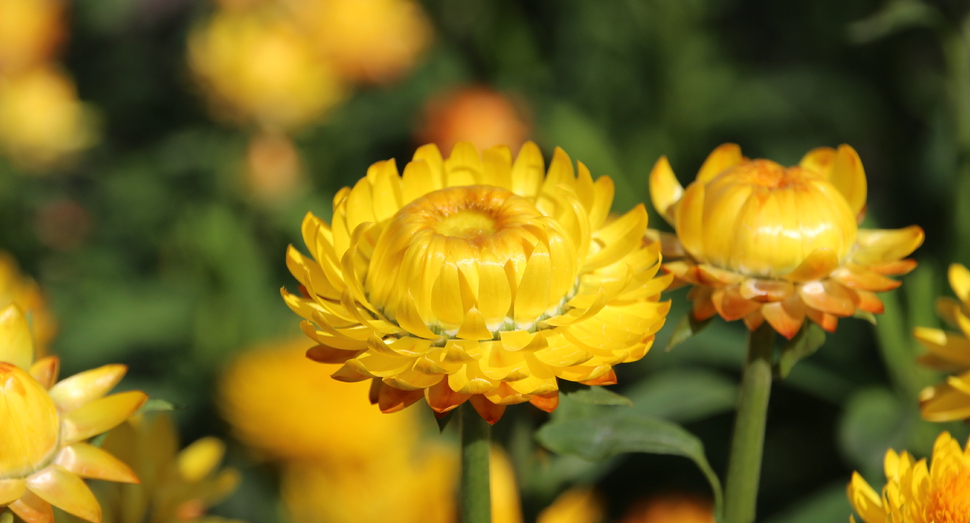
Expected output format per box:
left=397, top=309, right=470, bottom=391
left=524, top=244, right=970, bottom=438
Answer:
left=61, top=414, right=242, bottom=523
left=0, top=304, right=147, bottom=523
left=649, top=144, right=923, bottom=338
left=848, top=431, right=970, bottom=523
left=283, top=142, right=671, bottom=422
left=915, top=263, right=970, bottom=422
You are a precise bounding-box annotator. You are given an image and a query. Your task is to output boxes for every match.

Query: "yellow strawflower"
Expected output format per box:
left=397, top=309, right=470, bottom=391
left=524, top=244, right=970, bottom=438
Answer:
left=285, top=0, right=431, bottom=84
left=219, top=338, right=421, bottom=464
left=283, top=142, right=671, bottom=422
left=0, top=252, right=56, bottom=356
left=650, top=144, right=923, bottom=338
left=620, top=493, right=714, bottom=523
left=848, top=431, right=970, bottom=523
left=0, top=304, right=147, bottom=522
left=0, top=0, right=63, bottom=73
left=187, top=10, right=344, bottom=132
left=0, top=65, right=98, bottom=170
left=915, top=263, right=970, bottom=421
left=59, top=414, right=242, bottom=523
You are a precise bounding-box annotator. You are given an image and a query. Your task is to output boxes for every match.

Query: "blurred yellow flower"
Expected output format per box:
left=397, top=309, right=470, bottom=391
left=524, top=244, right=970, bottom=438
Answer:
left=286, top=0, right=431, bottom=84
left=187, top=10, right=344, bottom=132
left=220, top=338, right=422, bottom=464
left=243, top=132, right=304, bottom=205
left=0, top=0, right=63, bottom=73
left=650, top=144, right=923, bottom=338
left=537, top=488, right=605, bottom=523
left=915, top=263, right=970, bottom=422
left=419, top=86, right=531, bottom=156
left=0, top=65, right=98, bottom=170
left=283, top=142, right=671, bottom=422
left=0, top=252, right=56, bottom=356
left=620, top=493, right=714, bottom=523
left=61, top=414, right=242, bottom=523
left=0, top=304, right=147, bottom=523
left=848, top=431, right=970, bottom=523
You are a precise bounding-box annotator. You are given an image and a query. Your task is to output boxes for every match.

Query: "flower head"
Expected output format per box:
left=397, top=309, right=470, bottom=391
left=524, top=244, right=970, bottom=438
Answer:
left=187, top=10, right=344, bottom=132
left=915, top=263, right=970, bottom=422
left=283, top=142, right=671, bottom=422
left=0, top=0, right=63, bottom=74
left=650, top=144, right=923, bottom=338
left=61, top=414, right=242, bottom=523
left=0, top=304, right=147, bottom=523
left=848, top=431, right=970, bottom=523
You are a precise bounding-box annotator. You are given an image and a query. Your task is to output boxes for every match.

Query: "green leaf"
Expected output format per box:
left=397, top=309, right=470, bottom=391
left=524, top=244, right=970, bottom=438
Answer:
left=136, top=398, right=177, bottom=416
left=536, top=414, right=723, bottom=517
left=559, top=382, right=633, bottom=407
left=776, top=322, right=826, bottom=379
left=1, top=509, right=13, bottom=523
left=624, top=368, right=738, bottom=423
left=853, top=310, right=877, bottom=325
left=847, top=0, right=940, bottom=44
left=665, top=313, right=713, bottom=351
left=838, top=388, right=908, bottom=478
left=764, top=483, right=853, bottom=523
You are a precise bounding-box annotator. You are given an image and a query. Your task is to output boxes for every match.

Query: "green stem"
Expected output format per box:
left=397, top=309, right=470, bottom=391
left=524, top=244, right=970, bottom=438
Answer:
left=460, top=402, right=491, bottom=523
left=723, top=323, right=775, bottom=523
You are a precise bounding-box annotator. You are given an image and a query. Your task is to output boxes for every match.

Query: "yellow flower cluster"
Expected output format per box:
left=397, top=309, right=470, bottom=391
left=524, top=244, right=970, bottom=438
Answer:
left=283, top=142, right=670, bottom=422
left=0, top=252, right=56, bottom=357
left=0, top=0, right=97, bottom=171
left=650, top=144, right=922, bottom=338
left=0, top=304, right=146, bottom=522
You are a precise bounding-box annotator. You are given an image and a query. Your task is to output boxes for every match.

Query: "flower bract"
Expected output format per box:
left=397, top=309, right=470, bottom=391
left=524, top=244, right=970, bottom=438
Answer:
left=649, top=143, right=923, bottom=338
left=0, top=304, right=146, bottom=523
left=848, top=431, right=970, bottom=523
left=283, top=142, right=671, bottom=422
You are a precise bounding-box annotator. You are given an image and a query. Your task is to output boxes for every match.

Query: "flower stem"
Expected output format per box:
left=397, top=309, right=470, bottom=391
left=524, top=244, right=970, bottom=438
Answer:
left=723, top=323, right=775, bottom=523
left=460, top=402, right=491, bottom=523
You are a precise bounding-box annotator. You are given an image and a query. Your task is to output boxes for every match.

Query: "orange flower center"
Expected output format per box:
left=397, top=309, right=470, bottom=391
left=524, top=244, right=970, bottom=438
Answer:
left=0, top=362, right=60, bottom=479
left=926, top=466, right=970, bottom=523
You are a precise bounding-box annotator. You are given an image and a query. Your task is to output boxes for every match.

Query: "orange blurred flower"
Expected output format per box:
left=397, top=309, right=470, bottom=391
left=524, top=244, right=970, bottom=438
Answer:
left=620, top=494, right=714, bottom=523
left=419, top=86, right=531, bottom=155
left=0, top=0, right=64, bottom=73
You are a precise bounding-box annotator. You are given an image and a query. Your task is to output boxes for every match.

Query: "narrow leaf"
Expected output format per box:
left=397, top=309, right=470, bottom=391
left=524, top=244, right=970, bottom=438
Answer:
left=559, top=383, right=633, bottom=407
left=665, top=313, right=713, bottom=351
left=776, top=322, right=826, bottom=378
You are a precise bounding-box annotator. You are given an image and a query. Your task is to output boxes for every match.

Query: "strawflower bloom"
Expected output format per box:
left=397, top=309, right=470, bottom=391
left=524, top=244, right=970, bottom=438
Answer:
left=418, top=86, right=530, bottom=155
left=848, top=431, right=970, bottom=523
left=187, top=10, right=344, bottom=132
left=649, top=144, right=923, bottom=338
left=285, top=0, right=431, bottom=84
left=220, top=338, right=422, bottom=464
left=915, top=263, right=970, bottom=422
left=283, top=142, right=671, bottom=422
left=60, top=414, right=242, bottom=523
left=0, top=304, right=147, bottom=522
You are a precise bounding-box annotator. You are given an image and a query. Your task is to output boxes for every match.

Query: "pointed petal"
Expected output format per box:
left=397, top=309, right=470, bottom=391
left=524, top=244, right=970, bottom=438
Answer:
left=55, top=443, right=138, bottom=483
left=799, top=280, right=855, bottom=316
left=0, top=478, right=26, bottom=505
left=8, top=490, right=53, bottom=523
left=580, top=369, right=616, bottom=386
left=424, top=380, right=470, bottom=413
left=62, top=391, right=147, bottom=444
left=950, top=263, right=970, bottom=303
left=529, top=391, right=559, bottom=413
left=830, top=265, right=901, bottom=292
left=305, top=345, right=361, bottom=364
left=799, top=146, right=836, bottom=176
left=0, top=304, right=33, bottom=369
left=29, top=357, right=59, bottom=390
left=828, top=145, right=867, bottom=220
left=696, top=143, right=743, bottom=183
left=48, top=365, right=127, bottom=412
left=649, top=156, right=684, bottom=224
left=739, top=278, right=795, bottom=302
left=711, top=287, right=761, bottom=321
left=25, top=466, right=100, bottom=523
left=784, top=248, right=839, bottom=283
left=761, top=300, right=806, bottom=340
left=913, top=327, right=970, bottom=367
left=920, top=384, right=970, bottom=422
left=470, top=395, right=506, bottom=425
left=852, top=227, right=924, bottom=265
left=377, top=384, right=424, bottom=413
left=177, top=437, right=224, bottom=482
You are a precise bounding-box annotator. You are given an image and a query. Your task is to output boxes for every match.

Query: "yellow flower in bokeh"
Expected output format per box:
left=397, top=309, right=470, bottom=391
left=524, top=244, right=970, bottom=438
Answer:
left=0, top=304, right=147, bottom=523
left=285, top=0, right=431, bottom=84
left=419, top=86, right=531, bottom=156
left=0, top=0, right=63, bottom=73
left=650, top=144, right=923, bottom=338
left=283, top=142, right=671, bottom=422
left=220, top=338, right=422, bottom=464
left=915, top=263, right=970, bottom=422
left=0, top=65, right=98, bottom=171
left=620, top=493, right=714, bottom=523
left=60, top=414, right=242, bottom=523
left=187, top=10, right=344, bottom=132
left=848, top=431, right=970, bottom=523
left=0, top=252, right=56, bottom=356
left=537, top=488, right=605, bottom=523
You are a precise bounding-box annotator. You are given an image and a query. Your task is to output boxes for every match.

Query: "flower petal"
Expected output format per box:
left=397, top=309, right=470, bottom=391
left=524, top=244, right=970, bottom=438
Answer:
left=177, top=437, right=224, bottom=482
left=62, top=391, right=148, bottom=444
left=783, top=248, right=839, bottom=283
left=424, top=379, right=470, bottom=413
left=950, top=263, right=970, bottom=304
left=529, top=391, right=559, bottom=413
left=55, top=443, right=138, bottom=484
left=48, top=364, right=127, bottom=413
left=8, top=489, right=53, bottom=523
left=828, top=144, right=867, bottom=221
left=470, top=395, right=506, bottom=425
left=29, top=357, right=59, bottom=390
left=799, top=280, right=855, bottom=316
left=376, top=382, right=424, bottom=413
left=920, top=383, right=970, bottom=422
left=913, top=327, right=970, bottom=367
left=649, top=156, right=683, bottom=224
left=696, top=143, right=743, bottom=183
left=0, top=478, right=26, bottom=505
left=0, top=304, right=33, bottom=370
left=25, top=465, right=100, bottom=523
left=852, top=227, right=924, bottom=266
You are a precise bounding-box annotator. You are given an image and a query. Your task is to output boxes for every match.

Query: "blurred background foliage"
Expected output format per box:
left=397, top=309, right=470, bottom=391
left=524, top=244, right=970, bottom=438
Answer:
left=3, top=0, right=970, bottom=521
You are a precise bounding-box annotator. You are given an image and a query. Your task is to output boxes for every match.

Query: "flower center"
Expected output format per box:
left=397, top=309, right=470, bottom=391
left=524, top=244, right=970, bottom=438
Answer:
left=677, top=159, right=858, bottom=278
left=0, top=362, right=60, bottom=479
left=926, top=466, right=970, bottom=523
left=365, top=185, right=579, bottom=334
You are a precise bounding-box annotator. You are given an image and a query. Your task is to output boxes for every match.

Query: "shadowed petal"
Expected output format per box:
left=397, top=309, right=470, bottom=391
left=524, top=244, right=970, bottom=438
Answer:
left=25, top=465, right=100, bottom=523
left=8, top=489, right=53, bottom=523
left=0, top=478, right=26, bottom=505
left=55, top=443, right=138, bottom=484
left=62, top=391, right=147, bottom=444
